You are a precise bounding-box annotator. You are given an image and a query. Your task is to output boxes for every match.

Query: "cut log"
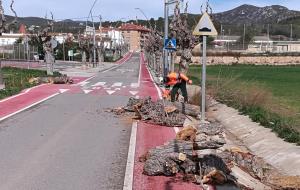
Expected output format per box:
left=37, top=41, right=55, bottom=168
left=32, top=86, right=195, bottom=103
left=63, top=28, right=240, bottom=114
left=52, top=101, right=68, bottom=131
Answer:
left=166, top=101, right=200, bottom=118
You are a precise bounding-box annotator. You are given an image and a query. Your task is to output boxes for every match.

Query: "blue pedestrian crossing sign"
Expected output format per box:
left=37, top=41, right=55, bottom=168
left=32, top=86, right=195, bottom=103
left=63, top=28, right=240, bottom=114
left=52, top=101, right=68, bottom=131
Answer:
left=164, top=38, right=176, bottom=51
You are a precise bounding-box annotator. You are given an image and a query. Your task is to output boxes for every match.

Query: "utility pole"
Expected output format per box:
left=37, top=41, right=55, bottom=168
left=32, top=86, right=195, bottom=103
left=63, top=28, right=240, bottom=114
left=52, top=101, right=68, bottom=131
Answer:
left=87, top=0, right=98, bottom=67
left=163, top=0, right=169, bottom=78
left=99, top=15, right=102, bottom=65
left=290, top=24, right=293, bottom=41
left=135, top=8, right=153, bottom=30
left=63, top=36, right=66, bottom=61
left=163, top=0, right=179, bottom=78
left=243, top=24, right=246, bottom=50
left=220, top=24, right=223, bottom=39
left=91, top=14, right=96, bottom=67
left=267, top=24, right=270, bottom=51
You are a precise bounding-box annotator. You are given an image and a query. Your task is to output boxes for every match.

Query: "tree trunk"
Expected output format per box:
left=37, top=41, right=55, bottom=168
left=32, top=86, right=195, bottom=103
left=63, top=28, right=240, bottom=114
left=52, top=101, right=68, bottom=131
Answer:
left=45, top=52, right=54, bottom=75
left=167, top=101, right=200, bottom=118
left=82, top=51, right=87, bottom=65
left=0, top=61, right=4, bottom=89
left=97, top=49, right=102, bottom=65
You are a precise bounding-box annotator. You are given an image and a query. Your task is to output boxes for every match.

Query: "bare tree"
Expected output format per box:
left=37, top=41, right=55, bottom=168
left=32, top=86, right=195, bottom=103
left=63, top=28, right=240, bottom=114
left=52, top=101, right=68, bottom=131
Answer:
left=170, top=2, right=197, bottom=74
left=39, top=12, right=56, bottom=75
left=0, top=0, right=18, bottom=89
left=144, top=28, right=163, bottom=75
left=78, top=33, right=94, bottom=67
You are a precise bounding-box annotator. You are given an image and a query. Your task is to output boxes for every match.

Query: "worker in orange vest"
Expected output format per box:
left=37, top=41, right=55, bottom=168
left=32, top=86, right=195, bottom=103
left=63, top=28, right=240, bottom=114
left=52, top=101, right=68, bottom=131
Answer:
left=163, top=72, right=192, bottom=102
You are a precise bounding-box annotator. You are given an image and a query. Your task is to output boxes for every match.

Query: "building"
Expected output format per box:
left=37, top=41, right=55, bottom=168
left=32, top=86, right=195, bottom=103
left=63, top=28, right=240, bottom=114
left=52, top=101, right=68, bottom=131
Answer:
left=119, top=23, right=150, bottom=51
left=0, top=33, right=25, bottom=46
left=214, top=35, right=241, bottom=44
left=84, top=26, right=124, bottom=49
left=247, top=36, right=273, bottom=52
left=273, top=41, right=300, bottom=53
left=247, top=36, right=300, bottom=53
left=213, top=35, right=241, bottom=50
left=99, top=27, right=124, bottom=49
left=54, top=33, right=74, bottom=44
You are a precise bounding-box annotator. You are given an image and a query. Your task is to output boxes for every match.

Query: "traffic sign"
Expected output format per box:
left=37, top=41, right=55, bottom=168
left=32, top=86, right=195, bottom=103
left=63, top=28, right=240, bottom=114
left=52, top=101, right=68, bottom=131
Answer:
left=193, top=12, right=218, bottom=36
left=164, top=38, right=176, bottom=51
left=68, top=50, right=74, bottom=57
left=50, top=38, right=58, bottom=49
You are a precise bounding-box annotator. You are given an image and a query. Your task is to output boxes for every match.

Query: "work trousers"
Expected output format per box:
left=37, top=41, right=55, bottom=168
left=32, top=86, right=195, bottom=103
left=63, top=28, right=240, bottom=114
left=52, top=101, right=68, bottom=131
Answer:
left=171, top=81, right=188, bottom=102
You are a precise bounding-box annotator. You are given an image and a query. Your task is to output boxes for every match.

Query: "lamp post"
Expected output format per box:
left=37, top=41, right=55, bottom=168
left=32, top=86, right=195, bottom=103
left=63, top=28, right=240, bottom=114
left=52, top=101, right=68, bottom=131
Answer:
left=87, top=0, right=98, bottom=67
left=134, top=8, right=153, bottom=30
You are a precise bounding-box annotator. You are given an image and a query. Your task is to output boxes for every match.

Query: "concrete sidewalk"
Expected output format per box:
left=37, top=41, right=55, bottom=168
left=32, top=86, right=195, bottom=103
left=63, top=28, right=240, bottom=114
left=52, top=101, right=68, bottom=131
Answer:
left=211, top=103, right=300, bottom=176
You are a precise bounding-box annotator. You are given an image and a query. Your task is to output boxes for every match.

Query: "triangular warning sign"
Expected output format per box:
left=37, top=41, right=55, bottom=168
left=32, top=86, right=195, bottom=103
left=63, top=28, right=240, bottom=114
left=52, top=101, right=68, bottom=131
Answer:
left=164, top=38, right=176, bottom=50
left=193, top=12, right=218, bottom=36
left=167, top=40, right=175, bottom=49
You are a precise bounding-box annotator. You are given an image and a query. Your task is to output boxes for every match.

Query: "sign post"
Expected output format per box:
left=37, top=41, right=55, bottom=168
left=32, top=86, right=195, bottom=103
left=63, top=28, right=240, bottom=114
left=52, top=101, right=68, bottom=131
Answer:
left=68, top=50, right=74, bottom=61
left=164, top=38, right=177, bottom=73
left=193, top=12, right=217, bottom=123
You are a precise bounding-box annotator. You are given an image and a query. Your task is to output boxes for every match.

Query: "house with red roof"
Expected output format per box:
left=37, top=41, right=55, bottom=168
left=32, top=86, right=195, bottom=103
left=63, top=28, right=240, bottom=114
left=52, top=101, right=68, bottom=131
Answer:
left=119, top=23, right=150, bottom=51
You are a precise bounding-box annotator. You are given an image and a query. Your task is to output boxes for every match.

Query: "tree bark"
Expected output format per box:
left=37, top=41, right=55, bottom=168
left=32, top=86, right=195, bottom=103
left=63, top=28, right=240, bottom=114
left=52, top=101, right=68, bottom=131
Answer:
left=45, top=52, right=54, bottom=75
left=82, top=51, right=87, bottom=65
left=0, top=61, right=4, bottom=89
left=167, top=101, right=200, bottom=118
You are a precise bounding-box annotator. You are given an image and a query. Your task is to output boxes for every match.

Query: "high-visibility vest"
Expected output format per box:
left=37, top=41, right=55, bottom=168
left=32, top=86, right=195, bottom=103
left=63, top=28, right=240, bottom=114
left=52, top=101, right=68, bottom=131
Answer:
left=166, top=72, right=189, bottom=86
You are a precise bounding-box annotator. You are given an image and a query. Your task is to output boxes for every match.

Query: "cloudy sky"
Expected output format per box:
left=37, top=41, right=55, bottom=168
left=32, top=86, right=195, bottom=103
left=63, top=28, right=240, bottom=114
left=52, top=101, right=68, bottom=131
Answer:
left=2, top=0, right=300, bottom=21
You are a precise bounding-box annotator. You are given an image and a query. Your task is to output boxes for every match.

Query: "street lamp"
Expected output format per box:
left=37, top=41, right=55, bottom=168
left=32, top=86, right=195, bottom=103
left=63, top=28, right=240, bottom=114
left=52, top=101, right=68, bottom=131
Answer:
left=87, top=0, right=98, bottom=67
left=134, top=8, right=153, bottom=30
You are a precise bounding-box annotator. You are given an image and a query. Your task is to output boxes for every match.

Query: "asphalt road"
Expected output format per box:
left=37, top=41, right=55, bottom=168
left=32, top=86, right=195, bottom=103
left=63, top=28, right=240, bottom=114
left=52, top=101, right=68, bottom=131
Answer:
left=0, top=53, right=141, bottom=190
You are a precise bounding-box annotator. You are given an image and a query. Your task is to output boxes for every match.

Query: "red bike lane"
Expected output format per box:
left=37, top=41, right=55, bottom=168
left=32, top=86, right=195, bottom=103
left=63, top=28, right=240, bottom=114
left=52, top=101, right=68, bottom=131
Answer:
left=132, top=53, right=202, bottom=190
left=0, top=77, right=89, bottom=121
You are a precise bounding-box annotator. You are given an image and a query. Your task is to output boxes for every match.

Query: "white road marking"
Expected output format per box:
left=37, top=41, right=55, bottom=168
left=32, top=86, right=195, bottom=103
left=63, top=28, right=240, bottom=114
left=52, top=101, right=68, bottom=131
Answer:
left=102, top=53, right=132, bottom=73
left=91, top=82, right=106, bottom=87
left=92, top=87, right=101, bottom=90
left=0, top=84, right=47, bottom=103
left=0, top=92, right=26, bottom=103
left=24, top=84, right=47, bottom=93
left=106, top=90, right=116, bottom=95
left=104, top=87, right=111, bottom=90
left=59, top=89, right=70, bottom=94
left=174, top=127, right=180, bottom=133
left=83, top=90, right=93, bottom=94
left=81, top=82, right=90, bottom=87
left=130, top=83, right=139, bottom=88
left=146, top=64, right=162, bottom=100
left=0, top=93, right=60, bottom=122
left=123, top=122, right=137, bottom=190
left=129, top=91, right=138, bottom=96
left=112, top=82, right=122, bottom=87
left=72, top=75, right=96, bottom=86
left=115, top=88, right=121, bottom=91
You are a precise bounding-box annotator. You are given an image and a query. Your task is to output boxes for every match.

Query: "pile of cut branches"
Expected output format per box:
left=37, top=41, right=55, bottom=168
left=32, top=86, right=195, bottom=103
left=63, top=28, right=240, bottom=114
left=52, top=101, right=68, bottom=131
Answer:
left=120, top=97, right=200, bottom=127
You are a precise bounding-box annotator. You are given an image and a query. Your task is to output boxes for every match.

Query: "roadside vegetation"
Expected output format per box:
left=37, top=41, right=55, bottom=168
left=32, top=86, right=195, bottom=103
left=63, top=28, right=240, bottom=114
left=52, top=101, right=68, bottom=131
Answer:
left=0, top=67, right=60, bottom=100
left=187, top=64, right=300, bottom=145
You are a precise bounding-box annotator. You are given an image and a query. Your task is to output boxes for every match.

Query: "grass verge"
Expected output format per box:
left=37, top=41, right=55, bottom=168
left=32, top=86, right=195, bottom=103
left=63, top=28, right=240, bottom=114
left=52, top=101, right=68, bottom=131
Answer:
left=187, top=64, right=300, bottom=145
left=0, top=67, right=61, bottom=100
